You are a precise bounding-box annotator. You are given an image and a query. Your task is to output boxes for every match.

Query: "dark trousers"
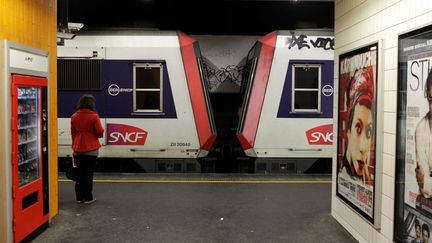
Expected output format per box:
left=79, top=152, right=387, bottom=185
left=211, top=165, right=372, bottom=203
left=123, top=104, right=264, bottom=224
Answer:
left=74, top=155, right=97, bottom=201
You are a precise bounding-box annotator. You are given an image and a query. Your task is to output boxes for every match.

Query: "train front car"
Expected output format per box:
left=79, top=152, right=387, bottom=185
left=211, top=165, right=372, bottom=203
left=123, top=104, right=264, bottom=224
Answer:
left=57, top=31, right=216, bottom=172
left=237, top=30, right=334, bottom=173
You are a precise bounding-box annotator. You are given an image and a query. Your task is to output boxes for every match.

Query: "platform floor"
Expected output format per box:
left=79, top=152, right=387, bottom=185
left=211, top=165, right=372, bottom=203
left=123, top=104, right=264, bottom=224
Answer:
left=34, top=174, right=356, bottom=243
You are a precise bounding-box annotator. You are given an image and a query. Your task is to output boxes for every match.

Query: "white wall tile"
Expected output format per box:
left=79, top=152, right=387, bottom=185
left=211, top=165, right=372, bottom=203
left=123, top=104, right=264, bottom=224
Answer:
left=333, top=1, right=432, bottom=242
left=381, top=194, right=394, bottom=221
left=335, top=0, right=368, bottom=20
left=382, top=173, right=395, bottom=200
left=334, top=62, right=339, bottom=78
left=354, top=215, right=368, bottom=239
left=382, top=153, right=395, bottom=177
left=373, top=230, right=392, bottom=243
left=383, top=112, right=396, bottom=134
left=380, top=214, right=393, bottom=240
left=384, top=47, right=397, bottom=71
left=336, top=0, right=382, bottom=33
left=332, top=207, right=368, bottom=242
left=384, top=69, right=397, bottom=91
left=384, top=91, right=397, bottom=113
left=384, top=29, right=398, bottom=49
left=383, top=133, right=396, bottom=156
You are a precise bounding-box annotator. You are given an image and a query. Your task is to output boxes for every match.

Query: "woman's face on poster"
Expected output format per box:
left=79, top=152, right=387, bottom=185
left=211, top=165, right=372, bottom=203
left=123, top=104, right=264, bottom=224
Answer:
left=347, top=103, right=373, bottom=177
left=416, top=225, right=422, bottom=238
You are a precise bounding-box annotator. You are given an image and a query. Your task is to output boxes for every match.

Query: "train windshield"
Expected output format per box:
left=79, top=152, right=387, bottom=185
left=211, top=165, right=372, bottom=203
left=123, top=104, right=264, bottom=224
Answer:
left=237, top=43, right=261, bottom=133
left=195, top=45, right=217, bottom=135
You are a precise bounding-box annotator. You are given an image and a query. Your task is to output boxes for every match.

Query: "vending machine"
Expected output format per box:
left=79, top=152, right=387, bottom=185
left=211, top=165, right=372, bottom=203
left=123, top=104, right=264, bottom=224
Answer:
left=0, top=41, right=50, bottom=243
left=11, top=75, right=49, bottom=242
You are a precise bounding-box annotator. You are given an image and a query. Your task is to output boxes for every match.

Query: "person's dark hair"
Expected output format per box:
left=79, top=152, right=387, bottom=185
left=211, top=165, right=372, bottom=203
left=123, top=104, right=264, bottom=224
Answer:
left=423, top=223, right=430, bottom=237
left=425, top=69, right=432, bottom=97
left=76, top=94, right=96, bottom=111
left=415, top=219, right=421, bottom=228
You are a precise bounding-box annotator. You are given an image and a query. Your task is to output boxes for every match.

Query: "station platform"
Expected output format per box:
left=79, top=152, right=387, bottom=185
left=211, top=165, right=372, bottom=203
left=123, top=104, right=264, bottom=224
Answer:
left=33, top=174, right=356, bottom=243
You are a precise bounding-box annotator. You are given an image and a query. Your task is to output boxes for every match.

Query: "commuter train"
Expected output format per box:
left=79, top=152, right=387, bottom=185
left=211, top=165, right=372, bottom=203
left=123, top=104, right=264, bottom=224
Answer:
left=237, top=30, right=334, bottom=173
left=57, top=31, right=216, bottom=172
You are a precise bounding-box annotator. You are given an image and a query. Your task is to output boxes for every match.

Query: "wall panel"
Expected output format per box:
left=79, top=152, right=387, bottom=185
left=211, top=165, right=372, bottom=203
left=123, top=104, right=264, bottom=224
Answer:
left=333, top=0, right=432, bottom=242
left=0, top=1, right=58, bottom=242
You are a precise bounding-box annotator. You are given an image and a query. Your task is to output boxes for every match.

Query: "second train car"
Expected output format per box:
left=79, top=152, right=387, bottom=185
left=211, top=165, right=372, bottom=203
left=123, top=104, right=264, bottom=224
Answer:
left=57, top=31, right=216, bottom=172
left=237, top=30, right=334, bottom=173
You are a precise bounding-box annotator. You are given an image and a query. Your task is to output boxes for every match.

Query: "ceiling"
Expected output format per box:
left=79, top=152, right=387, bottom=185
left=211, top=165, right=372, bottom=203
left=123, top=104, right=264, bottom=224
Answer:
left=62, top=0, right=334, bottom=36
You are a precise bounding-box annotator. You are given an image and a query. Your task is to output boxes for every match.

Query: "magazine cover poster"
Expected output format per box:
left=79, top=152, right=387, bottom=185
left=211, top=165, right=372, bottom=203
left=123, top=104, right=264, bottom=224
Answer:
left=337, top=43, right=378, bottom=222
left=395, top=25, right=432, bottom=243
left=403, top=206, right=432, bottom=243
left=405, top=52, right=432, bottom=216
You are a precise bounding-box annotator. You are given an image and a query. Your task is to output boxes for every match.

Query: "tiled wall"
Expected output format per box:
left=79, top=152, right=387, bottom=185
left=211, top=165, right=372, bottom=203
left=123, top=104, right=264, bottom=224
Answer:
left=0, top=1, right=58, bottom=242
left=332, top=0, right=432, bottom=242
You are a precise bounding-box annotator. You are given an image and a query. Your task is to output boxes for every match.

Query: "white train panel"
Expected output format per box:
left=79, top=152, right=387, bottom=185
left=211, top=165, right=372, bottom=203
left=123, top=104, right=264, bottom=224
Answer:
left=58, top=31, right=216, bottom=159
left=238, top=30, right=334, bottom=158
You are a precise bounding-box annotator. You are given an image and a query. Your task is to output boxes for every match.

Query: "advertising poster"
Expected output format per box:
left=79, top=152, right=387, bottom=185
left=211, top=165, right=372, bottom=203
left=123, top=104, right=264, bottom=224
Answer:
left=396, top=25, right=432, bottom=243
left=337, top=43, right=378, bottom=223
left=405, top=51, right=432, bottom=210
left=403, top=207, right=432, bottom=243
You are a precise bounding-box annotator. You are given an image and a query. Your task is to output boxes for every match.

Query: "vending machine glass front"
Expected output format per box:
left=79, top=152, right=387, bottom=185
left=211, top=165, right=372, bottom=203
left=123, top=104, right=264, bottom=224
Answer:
left=17, top=87, right=40, bottom=187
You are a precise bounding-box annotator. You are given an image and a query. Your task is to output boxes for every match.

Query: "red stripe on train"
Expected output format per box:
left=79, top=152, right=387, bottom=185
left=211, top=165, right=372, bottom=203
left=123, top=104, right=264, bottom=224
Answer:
left=238, top=31, right=277, bottom=150
left=178, top=32, right=215, bottom=151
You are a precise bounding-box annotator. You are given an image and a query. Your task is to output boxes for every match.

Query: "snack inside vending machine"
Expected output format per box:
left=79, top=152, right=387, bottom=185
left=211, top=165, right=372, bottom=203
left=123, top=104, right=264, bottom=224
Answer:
left=0, top=41, right=50, bottom=243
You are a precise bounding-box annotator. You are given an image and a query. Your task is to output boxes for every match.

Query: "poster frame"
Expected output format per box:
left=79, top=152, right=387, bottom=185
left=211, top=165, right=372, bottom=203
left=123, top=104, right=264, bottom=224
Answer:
left=394, top=23, right=432, bottom=243
left=336, top=41, right=383, bottom=228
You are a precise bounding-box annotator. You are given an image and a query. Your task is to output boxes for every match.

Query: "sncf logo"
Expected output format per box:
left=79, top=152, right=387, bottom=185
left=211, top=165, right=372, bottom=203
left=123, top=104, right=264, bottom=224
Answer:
left=107, top=124, right=148, bottom=145
left=305, top=124, right=333, bottom=145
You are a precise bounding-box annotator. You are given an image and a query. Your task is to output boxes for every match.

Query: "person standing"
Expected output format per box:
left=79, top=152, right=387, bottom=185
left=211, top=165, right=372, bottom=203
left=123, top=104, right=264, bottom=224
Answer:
left=415, top=70, right=432, bottom=199
left=71, top=94, right=104, bottom=204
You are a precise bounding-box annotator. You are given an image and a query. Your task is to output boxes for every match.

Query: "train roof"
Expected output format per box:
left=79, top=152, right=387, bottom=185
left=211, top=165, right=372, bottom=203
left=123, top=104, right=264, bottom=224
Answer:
left=61, top=30, right=187, bottom=48
left=73, top=29, right=180, bottom=36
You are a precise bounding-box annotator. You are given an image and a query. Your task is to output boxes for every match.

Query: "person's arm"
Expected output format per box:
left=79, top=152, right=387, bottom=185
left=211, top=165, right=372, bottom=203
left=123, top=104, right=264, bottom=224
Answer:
left=71, top=117, right=76, bottom=142
left=415, top=119, right=432, bottom=197
left=94, top=114, right=104, bottom=138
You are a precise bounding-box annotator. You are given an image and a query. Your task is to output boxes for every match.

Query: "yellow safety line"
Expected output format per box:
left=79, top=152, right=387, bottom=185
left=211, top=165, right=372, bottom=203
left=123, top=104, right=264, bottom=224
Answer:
left=58, top=179, right=331, bottom=184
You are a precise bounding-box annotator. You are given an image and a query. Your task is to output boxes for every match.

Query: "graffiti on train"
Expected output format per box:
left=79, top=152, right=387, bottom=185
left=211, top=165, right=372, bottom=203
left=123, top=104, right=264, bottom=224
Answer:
left=202, top=59, right=245, bottom=92
left=285, top=32, right=334, bottom=50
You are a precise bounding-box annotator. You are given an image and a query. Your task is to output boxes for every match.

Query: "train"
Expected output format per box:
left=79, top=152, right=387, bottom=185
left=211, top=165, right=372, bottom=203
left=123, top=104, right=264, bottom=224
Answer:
left=236, top=30, right=334, bottom=173
left=57, top=29, right=334, bottom=173
left=57, top=30, right=216, bottom=172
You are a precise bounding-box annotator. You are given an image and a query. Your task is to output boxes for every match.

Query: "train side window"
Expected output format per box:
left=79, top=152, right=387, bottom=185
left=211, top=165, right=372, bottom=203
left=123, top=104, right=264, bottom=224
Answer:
left=292, top=64, right=321, bottom=113
left=133, top=63, right=163, bottom=112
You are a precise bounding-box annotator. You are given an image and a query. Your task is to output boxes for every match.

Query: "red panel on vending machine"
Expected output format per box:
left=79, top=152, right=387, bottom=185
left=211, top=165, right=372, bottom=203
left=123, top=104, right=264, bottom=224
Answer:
left=11, top=75, right=48, bottom=243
